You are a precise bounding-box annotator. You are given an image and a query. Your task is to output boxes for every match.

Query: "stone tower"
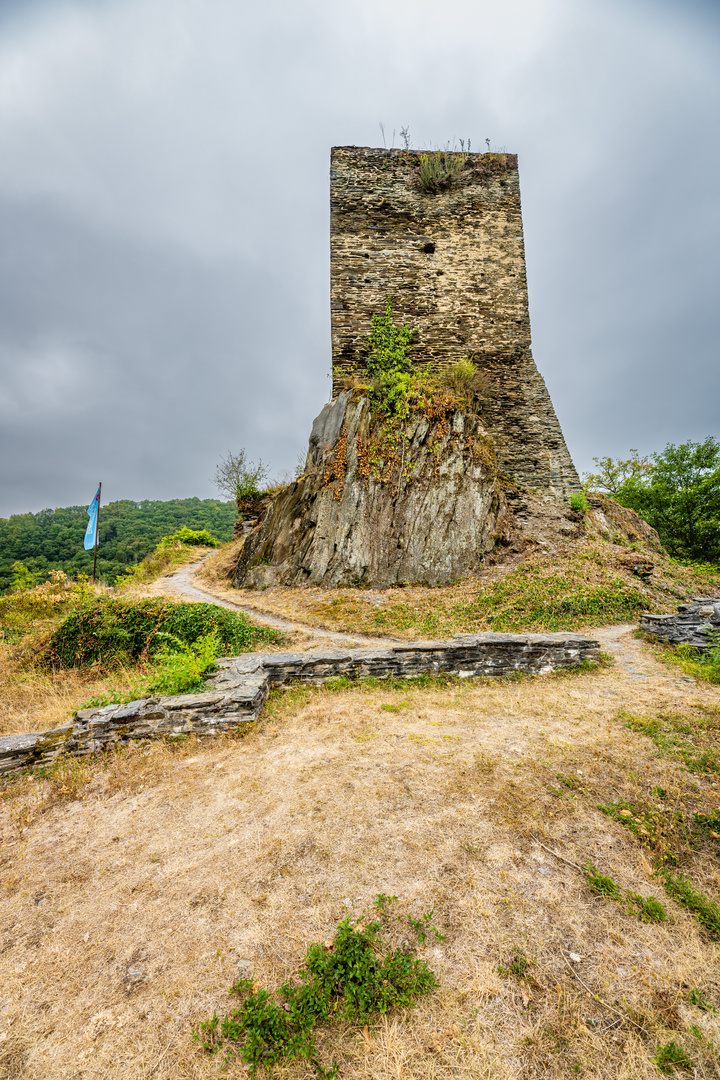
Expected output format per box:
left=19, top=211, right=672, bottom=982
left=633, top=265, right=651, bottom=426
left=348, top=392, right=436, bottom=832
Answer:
left=330, top=146, right=579, bottom=496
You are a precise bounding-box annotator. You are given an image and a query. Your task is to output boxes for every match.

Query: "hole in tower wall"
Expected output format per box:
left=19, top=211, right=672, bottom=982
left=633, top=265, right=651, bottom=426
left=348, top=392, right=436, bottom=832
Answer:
left=423, top=242, right=435, bottom=254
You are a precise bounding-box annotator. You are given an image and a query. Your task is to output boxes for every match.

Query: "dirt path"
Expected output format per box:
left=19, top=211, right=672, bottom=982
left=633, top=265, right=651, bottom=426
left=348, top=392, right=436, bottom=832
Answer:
left=154, top=558, right=398, bottom=648
left=155, top=560, right=700, bottom=688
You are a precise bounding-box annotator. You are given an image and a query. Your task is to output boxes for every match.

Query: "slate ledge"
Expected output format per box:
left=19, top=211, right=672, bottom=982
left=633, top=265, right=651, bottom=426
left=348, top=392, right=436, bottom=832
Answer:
left=640, top=597, right=720, bottom=649
left=0, top=631, right=599, bottom=776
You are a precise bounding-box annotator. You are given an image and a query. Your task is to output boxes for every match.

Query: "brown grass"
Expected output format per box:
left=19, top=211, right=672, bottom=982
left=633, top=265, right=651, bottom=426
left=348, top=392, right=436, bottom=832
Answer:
left=0, top=637, right=157, bottom=737
left=0, top=630, right=719, bottom=1078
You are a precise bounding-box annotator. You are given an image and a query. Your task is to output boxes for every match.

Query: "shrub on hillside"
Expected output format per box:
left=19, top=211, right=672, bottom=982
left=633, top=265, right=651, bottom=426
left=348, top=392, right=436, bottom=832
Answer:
left=584, top=438, right=720, bottom=564
left=41, top=596, right=281, bottom=669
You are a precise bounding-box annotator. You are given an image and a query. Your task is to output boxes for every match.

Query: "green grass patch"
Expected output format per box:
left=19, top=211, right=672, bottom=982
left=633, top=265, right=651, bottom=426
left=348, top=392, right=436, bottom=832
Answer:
left=656, top=639, right=720, bottom=686
left=660, top=872, right=720, bottom=940
left=621, top=706, right=720, bottom=776
left=194, top=904, right=438, bottom=1076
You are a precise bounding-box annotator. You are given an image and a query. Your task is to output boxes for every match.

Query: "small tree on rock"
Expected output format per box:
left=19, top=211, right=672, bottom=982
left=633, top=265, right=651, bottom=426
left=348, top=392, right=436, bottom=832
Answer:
left=213, top=450, right=269, bottom=506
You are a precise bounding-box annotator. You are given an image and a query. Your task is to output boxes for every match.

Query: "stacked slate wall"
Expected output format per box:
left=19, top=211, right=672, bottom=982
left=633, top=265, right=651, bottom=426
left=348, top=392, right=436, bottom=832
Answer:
left=329, top=146, right=579, bottom=497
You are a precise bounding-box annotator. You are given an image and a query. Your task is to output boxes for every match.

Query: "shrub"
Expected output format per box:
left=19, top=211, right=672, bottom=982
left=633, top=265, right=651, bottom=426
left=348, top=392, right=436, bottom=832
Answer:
left=569, top=492, right=588, bottom=513
left=439, top=358, right=488, bottom=402
left=41, top=596, right=282, bottom=669
left=156, top=527, right=219, bottom=549
left=213, top=449, right=269, bottom=504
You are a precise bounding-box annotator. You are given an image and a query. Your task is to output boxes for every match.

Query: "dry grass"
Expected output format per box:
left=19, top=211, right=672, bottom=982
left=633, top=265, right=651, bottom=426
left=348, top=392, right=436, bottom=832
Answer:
left=0, top=630, right=719, bottom=1078
left=0, top=647, right=152, bottom=735
left=197, top=539, right=720, bottom=641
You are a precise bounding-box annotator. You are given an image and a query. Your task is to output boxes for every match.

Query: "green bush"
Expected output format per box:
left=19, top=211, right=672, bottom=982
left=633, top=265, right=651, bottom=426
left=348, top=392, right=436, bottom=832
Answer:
left=156, top=527, right=220, bottom=549
left=42, top=596, right=282, bottom=669
left=195, top=911, right=438, bottom=1074
left=584, top=438, right=720, bottom=563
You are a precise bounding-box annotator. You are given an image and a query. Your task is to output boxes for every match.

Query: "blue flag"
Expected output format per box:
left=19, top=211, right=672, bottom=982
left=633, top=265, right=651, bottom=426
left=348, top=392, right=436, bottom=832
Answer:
left=84, top=487, right=100, bottom=551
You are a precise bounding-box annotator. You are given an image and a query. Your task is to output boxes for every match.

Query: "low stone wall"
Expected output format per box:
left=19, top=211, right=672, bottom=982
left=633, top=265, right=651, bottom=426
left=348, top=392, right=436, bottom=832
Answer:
left=640, top=598, right=720, bottom=648
left=0, top=631, right=599, bottom=776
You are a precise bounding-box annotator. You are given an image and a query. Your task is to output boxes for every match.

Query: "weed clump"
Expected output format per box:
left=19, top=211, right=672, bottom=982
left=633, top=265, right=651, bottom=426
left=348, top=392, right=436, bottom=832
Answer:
left=653, top=1040, right=693, bottom=1074
left=195, top=908, right=438, bottom=1075
left=661, top=872, right=720, bottom=940
left=582, top=863, right=621, bottom=899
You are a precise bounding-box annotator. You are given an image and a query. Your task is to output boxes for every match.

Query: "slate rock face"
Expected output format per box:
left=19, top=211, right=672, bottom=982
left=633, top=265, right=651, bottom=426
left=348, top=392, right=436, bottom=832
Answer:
left=234, top=390, right=513, bottom=589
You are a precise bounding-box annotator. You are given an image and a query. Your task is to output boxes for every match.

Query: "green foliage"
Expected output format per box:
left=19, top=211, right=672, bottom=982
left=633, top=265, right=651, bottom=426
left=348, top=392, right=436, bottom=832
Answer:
left=156, top=527, right=220, bottom=550
left=10, top=560, right=38, bottom=591
left=666, top=637, right=720, bottom=686
left=194, top=912, right=438, bottom=1075
left=41, top=596, right=282, bottom=669
left=497, top=954, right=530, bottom=979
left=407, top=910, right=446, bottom=945
left=585, top=438, right=720, bottom=563
left=687, top=987, right=716, bottom=1012
left=418, top=151, right=466, bottom=193
left=626, top=892, right=667, bottom=923
left=0, top=497, right=236, bottom=594
left=464, top=564, right=649, bottom=631
left=653, top=1041, right=693, bottom=1074
left=364, top=299, right=414, bottom=372
left=583, top=449, right=653, bottom=496
left=213, top=449, right=269, bottom=504
left=569, top=492, right=588, bottom=513
left=146, top=632, right=221, bottom=695
left=582, top=862, right=621, bottom=899
left=660, top=871, right=720, bottom=940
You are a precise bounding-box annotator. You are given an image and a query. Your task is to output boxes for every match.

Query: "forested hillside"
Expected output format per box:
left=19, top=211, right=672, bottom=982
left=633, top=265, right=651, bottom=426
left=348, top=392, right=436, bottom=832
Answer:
left=0, top=498, right=236, bottom=592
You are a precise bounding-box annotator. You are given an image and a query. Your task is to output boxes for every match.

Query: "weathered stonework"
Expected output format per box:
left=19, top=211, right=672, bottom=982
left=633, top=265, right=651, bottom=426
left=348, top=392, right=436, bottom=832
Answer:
left=0, top=631, right=599, bottom=775
left=330, top=147, right=579, bottom=496
left=234, top=390, right=512, bottom=589
left=640, top=598, right=720, bottom=648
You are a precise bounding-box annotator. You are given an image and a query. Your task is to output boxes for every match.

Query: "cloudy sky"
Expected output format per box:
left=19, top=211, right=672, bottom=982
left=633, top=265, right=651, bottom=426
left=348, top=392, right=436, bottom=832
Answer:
left=0, top=0, right=718, bottom=517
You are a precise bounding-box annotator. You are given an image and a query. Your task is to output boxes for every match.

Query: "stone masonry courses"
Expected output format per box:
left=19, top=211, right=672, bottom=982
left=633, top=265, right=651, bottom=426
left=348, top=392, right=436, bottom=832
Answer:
left=330, top=146, right=580, bottom=496
left=0, top=631, right=599, bottom=775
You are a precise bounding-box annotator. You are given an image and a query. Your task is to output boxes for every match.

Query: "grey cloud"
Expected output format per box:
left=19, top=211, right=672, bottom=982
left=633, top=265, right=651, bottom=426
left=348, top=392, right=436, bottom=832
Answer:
left=0, top=0, right=718, bottom=515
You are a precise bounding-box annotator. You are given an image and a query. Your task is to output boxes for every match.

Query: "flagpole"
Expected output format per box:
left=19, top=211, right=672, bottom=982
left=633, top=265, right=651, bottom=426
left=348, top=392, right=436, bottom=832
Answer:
left=92, top=481, right=101, bottom=584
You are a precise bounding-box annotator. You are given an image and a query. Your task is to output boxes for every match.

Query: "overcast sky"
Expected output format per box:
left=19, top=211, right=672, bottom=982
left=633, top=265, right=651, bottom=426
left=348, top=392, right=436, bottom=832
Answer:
left=0, top=0, right=718, bottom=517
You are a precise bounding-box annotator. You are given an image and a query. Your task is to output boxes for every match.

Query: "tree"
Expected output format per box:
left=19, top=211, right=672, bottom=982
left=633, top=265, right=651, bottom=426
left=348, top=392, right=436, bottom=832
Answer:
left=212, top=450, right=269, bottom=504
left=582, top=449, right=653, bottom=497
left=584, top=437, right=720, bottom=563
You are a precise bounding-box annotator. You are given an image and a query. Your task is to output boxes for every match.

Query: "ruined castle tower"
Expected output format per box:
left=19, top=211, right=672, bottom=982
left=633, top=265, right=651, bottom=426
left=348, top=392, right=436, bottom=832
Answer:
left=330, top=146, right=579, bottom=496
left=232, top=148, right=580, bottom=589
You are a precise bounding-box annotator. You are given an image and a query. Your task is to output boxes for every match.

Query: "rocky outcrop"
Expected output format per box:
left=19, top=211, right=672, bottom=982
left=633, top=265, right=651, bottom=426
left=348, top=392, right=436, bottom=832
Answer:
left=234, top=390, right=513, bottom=589
left=640, top=598, right=720, bottom=648
left=0, top=630, right=599, bottom=775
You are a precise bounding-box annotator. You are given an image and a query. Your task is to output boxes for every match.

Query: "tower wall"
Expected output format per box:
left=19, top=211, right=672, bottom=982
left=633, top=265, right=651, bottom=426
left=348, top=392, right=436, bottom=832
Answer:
left=329, top=146, right=579, bottom=496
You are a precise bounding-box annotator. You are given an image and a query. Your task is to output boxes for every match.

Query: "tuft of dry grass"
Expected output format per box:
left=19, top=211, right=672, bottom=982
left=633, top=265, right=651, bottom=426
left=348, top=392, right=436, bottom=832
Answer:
left=0, top=628, right=718, bottom=1078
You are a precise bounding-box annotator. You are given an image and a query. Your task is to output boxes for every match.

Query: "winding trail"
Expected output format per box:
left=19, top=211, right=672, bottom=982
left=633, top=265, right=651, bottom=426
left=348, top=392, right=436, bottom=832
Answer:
left=157, top=558, right=397, bottom=648
left=153, top=559, right=697, bottom=687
